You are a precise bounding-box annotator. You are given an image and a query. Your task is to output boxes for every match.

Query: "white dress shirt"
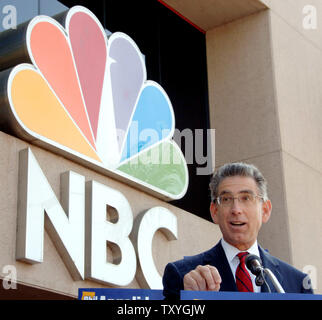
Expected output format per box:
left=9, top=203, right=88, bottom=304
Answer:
left=220, top=238, right=261, bottom=293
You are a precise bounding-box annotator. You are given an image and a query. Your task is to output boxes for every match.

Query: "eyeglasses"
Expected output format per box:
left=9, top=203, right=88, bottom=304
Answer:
left=215, top=193, right=263, bottom=207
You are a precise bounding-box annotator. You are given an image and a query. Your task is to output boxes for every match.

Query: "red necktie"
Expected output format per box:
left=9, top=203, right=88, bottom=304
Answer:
left=236, top=252, right=254, bottom=292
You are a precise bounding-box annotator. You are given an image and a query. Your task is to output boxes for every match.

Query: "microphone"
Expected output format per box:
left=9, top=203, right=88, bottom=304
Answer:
left=245, top=254, right=263, bottom=276
left=245, top=253, right=285, bottom=293
left=245, top=254, right=265, bottom=287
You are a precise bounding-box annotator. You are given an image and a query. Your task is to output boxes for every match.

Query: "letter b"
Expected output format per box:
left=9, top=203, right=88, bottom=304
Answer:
left=85, top=181, right=136, bottom=286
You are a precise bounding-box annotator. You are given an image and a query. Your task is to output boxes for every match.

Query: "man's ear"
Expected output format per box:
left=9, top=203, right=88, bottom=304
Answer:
left=261, top=199, right=272, bottom=224
left=210, top=202, right=219, bottom=224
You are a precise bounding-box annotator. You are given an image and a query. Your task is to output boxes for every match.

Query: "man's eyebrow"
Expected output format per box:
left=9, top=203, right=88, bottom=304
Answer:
left=239, top=189, right=255, bottom=195
left=219, top=190, right=255, bottom=196
left=219, top=191, right=232, bottom=196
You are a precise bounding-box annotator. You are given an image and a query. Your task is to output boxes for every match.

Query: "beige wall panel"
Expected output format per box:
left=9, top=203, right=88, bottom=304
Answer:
left=282, top=152, right=322, bottom=293
left=248, top=151, right=292, bottom=263
left=270, top=10, right=322, bottom=173
left=263, top=5, right=322, bottom=293
left=260, top=0, right=322, bottom=49
left=206, top=10, right=281, bottom=166
left=0, top=131, right=220, bottom=297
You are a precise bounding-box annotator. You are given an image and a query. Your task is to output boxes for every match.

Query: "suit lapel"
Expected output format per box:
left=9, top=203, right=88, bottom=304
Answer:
left=203, top=241, right=237, bottom=292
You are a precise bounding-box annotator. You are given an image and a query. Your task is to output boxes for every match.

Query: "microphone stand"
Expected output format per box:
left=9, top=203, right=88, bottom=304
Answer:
left=263, top=268, right=285, bottom=293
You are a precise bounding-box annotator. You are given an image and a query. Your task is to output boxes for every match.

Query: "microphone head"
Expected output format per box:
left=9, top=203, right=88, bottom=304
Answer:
left=245, top=254, right=263, bottom=276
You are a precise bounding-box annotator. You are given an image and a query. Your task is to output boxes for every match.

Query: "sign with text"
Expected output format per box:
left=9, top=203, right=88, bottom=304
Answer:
left=181, top=290, right=322, bottom=300
left=16, top=148, right=177, bottom=288
left=79, top=288, right=164, bottom=300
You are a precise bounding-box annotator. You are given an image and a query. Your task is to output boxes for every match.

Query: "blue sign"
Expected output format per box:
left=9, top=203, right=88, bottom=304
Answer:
left=78, top=288, right=164, bottom=300
left=181, top=290, right=322, bottom=300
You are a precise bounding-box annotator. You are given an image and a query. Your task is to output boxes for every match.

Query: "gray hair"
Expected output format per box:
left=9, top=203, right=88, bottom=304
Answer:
left=209, top=162, right=268, bottom=202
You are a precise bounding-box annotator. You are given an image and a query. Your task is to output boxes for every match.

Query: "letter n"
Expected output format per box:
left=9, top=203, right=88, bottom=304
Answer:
left=16, top=148, right=85, bottom=280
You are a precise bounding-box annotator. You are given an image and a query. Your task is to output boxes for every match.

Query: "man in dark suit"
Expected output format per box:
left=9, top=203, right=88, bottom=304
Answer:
left=162, top=162, right=313, bottom=299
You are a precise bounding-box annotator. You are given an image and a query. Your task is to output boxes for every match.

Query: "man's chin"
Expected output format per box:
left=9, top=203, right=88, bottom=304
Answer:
left=224, top=237, right=253, bottom=251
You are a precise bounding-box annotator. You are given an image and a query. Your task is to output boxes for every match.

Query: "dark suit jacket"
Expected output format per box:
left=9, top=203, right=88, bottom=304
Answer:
left=162, top=241, right=313, bottom=299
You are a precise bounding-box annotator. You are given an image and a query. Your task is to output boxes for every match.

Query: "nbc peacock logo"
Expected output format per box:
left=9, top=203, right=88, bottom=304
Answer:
left=0, top=6, right=188, bottom=200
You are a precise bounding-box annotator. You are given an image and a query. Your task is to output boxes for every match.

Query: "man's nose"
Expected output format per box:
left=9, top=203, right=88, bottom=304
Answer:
left=230, top=198, right=242, bottom=213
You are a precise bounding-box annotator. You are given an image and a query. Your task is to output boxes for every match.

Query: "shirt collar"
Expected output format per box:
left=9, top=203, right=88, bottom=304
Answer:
left=221, top=238, right=259, bottom=264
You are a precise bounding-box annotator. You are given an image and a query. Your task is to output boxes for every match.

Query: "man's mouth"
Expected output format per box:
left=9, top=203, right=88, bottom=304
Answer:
left=230, top=222, right=246, bottom=226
